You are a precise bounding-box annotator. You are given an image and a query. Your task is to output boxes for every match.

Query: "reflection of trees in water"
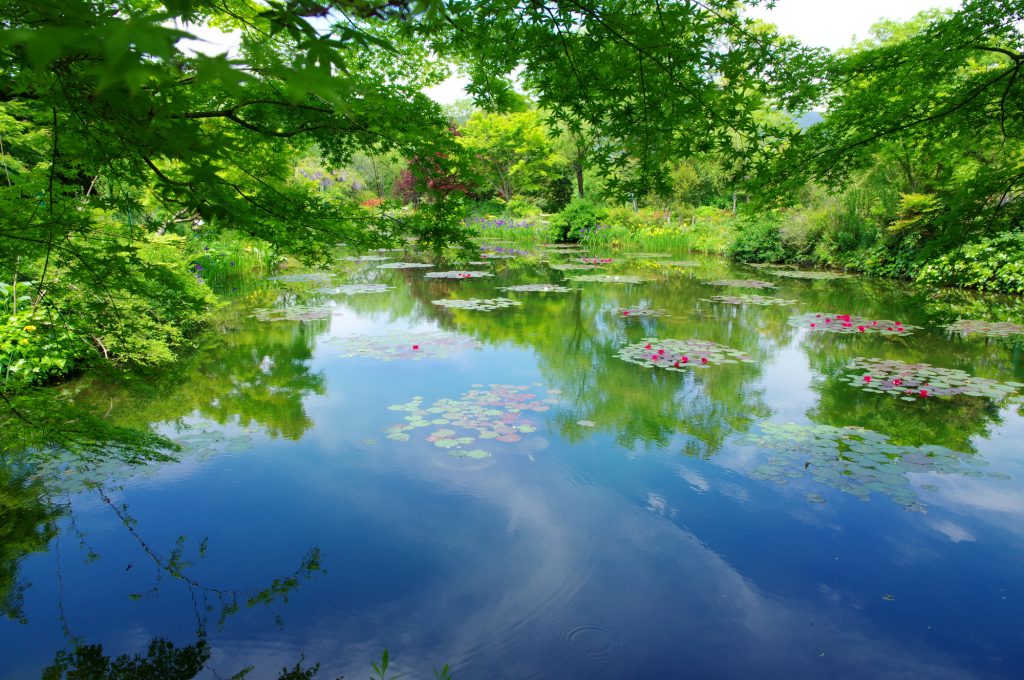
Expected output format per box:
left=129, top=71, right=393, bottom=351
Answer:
left=405, top=264, right=790, bottom=457
left=0, top=465, right=61, bottom=623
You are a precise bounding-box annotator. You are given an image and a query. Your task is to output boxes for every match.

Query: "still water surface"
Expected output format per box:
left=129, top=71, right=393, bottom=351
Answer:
left=2, top=249, right=1023, bottom=678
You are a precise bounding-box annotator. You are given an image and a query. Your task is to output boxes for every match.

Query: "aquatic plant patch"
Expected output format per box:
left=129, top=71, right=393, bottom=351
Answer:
left=375, top=262, right=435, bottom=269
left=942, top=319, right=1024, bottom=338
left=617, top=338, right=754, bottom=369
left=617, top=308, right=670, bottom=317
left=385, top=384, right=561, bottom=458
left=768, top=269, right=852, bottom=280
left=321, top=284, right=392, bottom=295
left=622, top=252, right=672, bottom=258
left=549, top=263, right=603, bottom=271
left=659, top=260, right=702, bottom=267
left=704, top=294, right=797, bottom=306
left=578, top=257, right=614, bottom=264
left=566, top=274, right=647, bottom=284
left=330, top=331, right=482, bottom=360
left=705, top=279, right=776, bottom=289
left=267, top=273, right=333, bottom=283
left=250, top=305, right=331, bottom=321
left=499, top=284, right=576, bottom=293
left=340, top=255, right=391, bottom=262
left=735, top=422, right=1006, bottom=510
left=424, top=270, right=493, bottom=279
left=431, top=298, right=522, bottom=311
left=788, top=313, right=919, bottom=335
left=844, top=358, right=1023, bottom=401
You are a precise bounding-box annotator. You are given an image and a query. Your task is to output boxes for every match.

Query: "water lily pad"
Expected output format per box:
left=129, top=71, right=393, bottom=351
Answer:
left=267, top=273, right=333, bottom=283
left=622, top=252, right=672, bottom=258
left=424, top=270, right=493, bottom=279
left=499, top=284, right=576, bottom=293
left=659, top=260, right=702, bottom=267
left=578, top=257, right=615, bottom=264
left=549, top=263, right=604, bottom=271
left=431, top=297, right=522, bottom=311
left=250, top=305, right=331, bottom=322
left=340, top=255, right=391, bottom=262
left=384, top=384, right=559, bottom=458
left=322, top=284, right=392, bottom=295
left=330, top=331, right=482, bottom=360
left=703, top=294, right=797, bottom=306
left=942, top=319, right=1024, bottom=338
left=376, top=262, right=435, bottom=269
left=705, top=279, right=777, bottom=289
left=788, top=313, right=919, bottom=335
left=617, top=308, right=670, bottom=317
left=768, top=269, right=852, bottom=280
left=576, top=420, right=596, bottom=427
left=566, top=274, right=647, bottom=284
left=617, top=338, right=754, bottom=370
left=735, top=422, right=1008, bottom=510
left=844, top=357, right=1021, bottom=401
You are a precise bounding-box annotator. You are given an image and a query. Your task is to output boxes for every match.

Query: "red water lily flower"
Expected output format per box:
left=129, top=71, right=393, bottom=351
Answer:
left=810, top=323, right=816, bottom=328
left=658, top=349, right=665, bottom=355
left=644, top=343, right=652, bottom=350
left=864, top=375, right=872, bottom=383
left=857, top=325, right=865, bottom=332
left=920, top=389, right=929, bottom=397
left=412, top=345, right=419, bottom=350
left=651, top=354, right=659, bottom=360
left=701, top=357, right=708, bottom=365
left=623, top=311, right=630, bottom=316
left=681, top=356, right=689, bottom=363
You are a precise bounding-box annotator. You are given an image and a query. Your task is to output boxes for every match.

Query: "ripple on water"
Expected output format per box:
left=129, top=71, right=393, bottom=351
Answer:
left=557, top=623, right=621, bottom=660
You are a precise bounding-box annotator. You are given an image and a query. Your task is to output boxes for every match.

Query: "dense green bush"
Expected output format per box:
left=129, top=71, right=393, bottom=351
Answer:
left=550, top=198, right=607, bottom=241
left=728, top=215, right=791, bottom=262
left=916, top=231, right=1024, bottom=294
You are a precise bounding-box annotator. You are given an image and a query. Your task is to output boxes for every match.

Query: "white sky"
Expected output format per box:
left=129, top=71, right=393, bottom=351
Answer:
left=424, top=0, right=963, bottom=104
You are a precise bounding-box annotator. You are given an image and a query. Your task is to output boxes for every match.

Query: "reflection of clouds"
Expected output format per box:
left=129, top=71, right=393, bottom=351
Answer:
left=645, top=492, right=678, bottom=518
left=678, top=467, right=710, bottom=493
left=204, top=453, right=980, bottom=680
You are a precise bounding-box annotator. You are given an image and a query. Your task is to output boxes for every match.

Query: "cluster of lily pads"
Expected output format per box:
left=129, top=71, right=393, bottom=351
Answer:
left=250, top=305, right=331, bottom=322
left=942, top=319, right=1024, bottom=338
left=845, top=357, right=1023, bottom=401
left=768, top=269, right=851, bottom=280
left=704, top=294, right=797, bottom=306
left=705, top=279, right=776, bottom=289
left=579, top=257, right=614, bottom=264
left=384, top=384, right=561, bottom=459
left=267, top=273, right=333, bottom=283
left=567, top=274, right=646, bottom=284
left=617, top=308, right=670, bottom=317
left=375, top=262, right=435, bottom=269
left=623, top=252, right=671, bottom=258
left=549, top=263, right=603, bottom=271
left=330, top=331, right=482, bottom=361
left=321, top=283, right=392, bottom=295
left=789, top=313, right=919, bottom=335
left=431, top=297, right=522, bottom=311
left=735, top=422, right=1005, bottom=509
left=658, top=260, right=701, bottom=267
left=617, top=338, right=754, bottom=370
left=499, top=283, right=576, bottom=293
left=424, top=270, right=492, bottom=279
left=340, top=255, right=391, bottom=262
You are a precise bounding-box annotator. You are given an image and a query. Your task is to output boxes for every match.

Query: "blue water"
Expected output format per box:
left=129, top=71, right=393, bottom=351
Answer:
left=2, top=253, right=1023, bottom=678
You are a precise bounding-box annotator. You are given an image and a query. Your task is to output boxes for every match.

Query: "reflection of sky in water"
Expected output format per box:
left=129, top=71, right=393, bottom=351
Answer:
left=3, top=257, right=1024, bottom=678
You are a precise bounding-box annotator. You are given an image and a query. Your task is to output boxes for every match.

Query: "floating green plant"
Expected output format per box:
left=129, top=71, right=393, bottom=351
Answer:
left=267, top=273, right=333, bottom=283
left=566, top=274, right=647, bottom=284
left=340, top=255, right=391, bottom=262
left=942, top=319, right=1024, bottom=337
left=375, top=262, right=435, bottom=269
left=329, top=331, right=482, bottom=360
left=321, top=284, right=392, bottom=295
left=768, top=269, right=852, bottom=280
left=844, top=357, right=1022, bottom=401
left=788, top=313, right=919, bottom=335
left=431, top=297, right=522, bottom=311
left=548, top=263, right=603, bottom=271
left=385, top=384, right=561, bottom=458
left=499, top=284, right=576, bottom=293
left=617, top=338, right=754, bottom=370
left=705, top=279, right=776, bottom=289
left=424, top=270, right=493, bottom=279
left=578, top=257, right=614, bottom=264
left=250, top=305, right=331, bottom=321
left=659, top=260, right=701, bottom=267
left=704, top=294, right=797, bottom=306
left=735, top=422, right=1008, bottom=510
left=622, top=252, right=672, bottom=258
left=617, top=308, right=670, bottom=317
left=542, top=248, right=589, bottom=255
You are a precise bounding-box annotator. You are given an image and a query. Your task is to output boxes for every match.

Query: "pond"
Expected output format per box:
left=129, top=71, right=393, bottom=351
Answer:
left=3, top=248, right=1024, bottom=678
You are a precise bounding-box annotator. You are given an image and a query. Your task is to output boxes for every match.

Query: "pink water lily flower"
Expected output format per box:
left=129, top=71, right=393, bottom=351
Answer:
left=412, top=344, right=419, bottom=350
left=864, top=375, right=872, bottom=383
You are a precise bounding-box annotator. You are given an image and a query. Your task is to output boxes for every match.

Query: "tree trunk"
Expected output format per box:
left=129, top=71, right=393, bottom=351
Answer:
left=574, top=161, right=584, bottom=198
